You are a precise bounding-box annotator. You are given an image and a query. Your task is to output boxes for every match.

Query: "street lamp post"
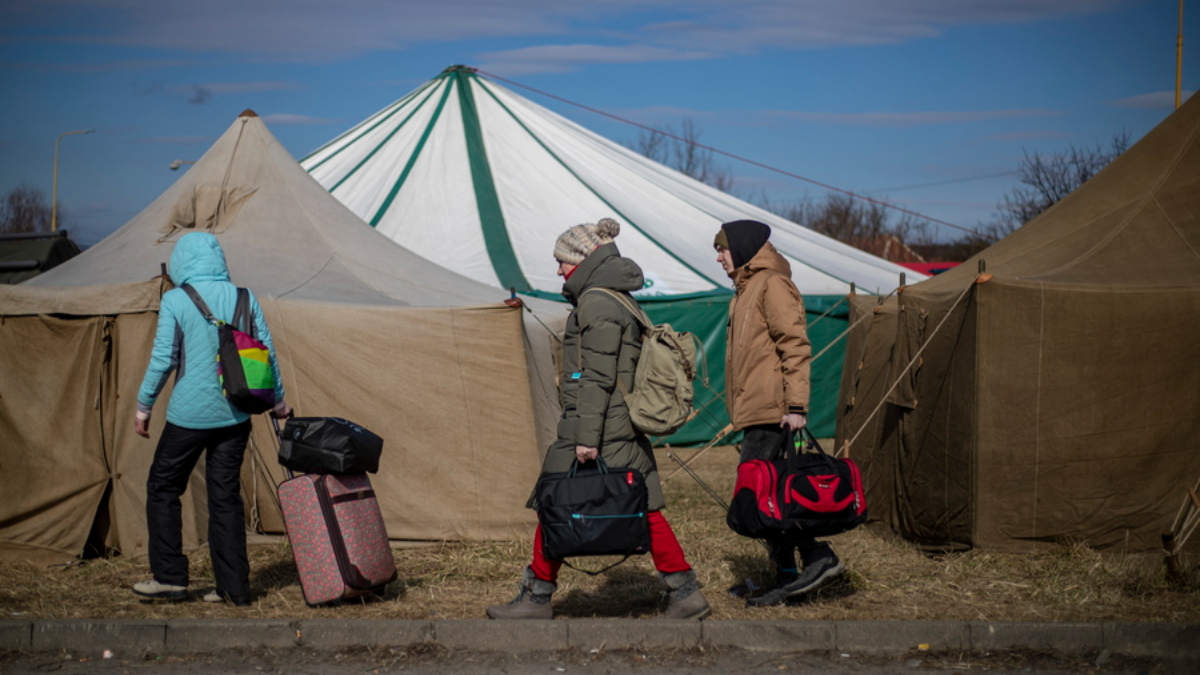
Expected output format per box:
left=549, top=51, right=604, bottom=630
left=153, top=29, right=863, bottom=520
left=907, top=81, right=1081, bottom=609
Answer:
left=52, top=129, right=95, bottom=232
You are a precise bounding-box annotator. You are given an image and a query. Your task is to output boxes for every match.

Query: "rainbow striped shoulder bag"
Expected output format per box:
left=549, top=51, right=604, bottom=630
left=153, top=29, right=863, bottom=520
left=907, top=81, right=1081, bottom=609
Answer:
left=181, top=284, right=276, bottom=415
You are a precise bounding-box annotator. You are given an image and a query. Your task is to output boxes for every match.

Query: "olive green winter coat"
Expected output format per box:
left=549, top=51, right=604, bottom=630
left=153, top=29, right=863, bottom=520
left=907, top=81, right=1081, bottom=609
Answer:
left=534, top=242, right=665, bottom=512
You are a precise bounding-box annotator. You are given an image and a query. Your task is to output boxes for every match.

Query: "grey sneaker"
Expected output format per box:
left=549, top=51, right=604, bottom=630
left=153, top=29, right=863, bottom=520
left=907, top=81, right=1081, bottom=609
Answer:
left=747, top=555, right=845, bottom=607
left=202, top=591, right=222, bottom=603
left=486, top=568, right=555, bottom=620
left=133, top=579, right=187, bottom=601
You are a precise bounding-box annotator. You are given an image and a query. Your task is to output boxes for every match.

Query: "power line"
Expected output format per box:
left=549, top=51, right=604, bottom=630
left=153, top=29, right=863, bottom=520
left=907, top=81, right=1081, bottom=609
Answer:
left=473, top=67, right=999, bottom=242
left=866, top=171, right=1016, bottom=194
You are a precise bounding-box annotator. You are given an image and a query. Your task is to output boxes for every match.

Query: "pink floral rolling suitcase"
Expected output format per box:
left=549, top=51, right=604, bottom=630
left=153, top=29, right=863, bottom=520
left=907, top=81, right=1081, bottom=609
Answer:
left=277, top=472, right=397, bottom=606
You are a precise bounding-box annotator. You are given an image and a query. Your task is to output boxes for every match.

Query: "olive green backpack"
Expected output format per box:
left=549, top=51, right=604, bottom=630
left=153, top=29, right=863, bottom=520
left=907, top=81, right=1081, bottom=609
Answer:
left=586, top=288, right=701, bottom=436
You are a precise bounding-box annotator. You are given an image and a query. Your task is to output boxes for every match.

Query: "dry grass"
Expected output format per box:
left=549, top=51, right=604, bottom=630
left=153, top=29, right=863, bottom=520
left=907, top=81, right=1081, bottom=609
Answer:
left=2, top=445, right=1197, bottom=622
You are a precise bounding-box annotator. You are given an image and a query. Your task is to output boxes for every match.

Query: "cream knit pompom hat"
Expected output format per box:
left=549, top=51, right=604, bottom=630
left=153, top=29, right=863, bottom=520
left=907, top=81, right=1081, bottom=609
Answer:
left=553, top=217, right=621, bottom=265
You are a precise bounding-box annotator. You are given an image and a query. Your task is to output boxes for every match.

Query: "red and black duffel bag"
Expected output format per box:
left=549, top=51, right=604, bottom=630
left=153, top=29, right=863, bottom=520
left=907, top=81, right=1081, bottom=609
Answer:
left=726, top=428, right=867, bottom=539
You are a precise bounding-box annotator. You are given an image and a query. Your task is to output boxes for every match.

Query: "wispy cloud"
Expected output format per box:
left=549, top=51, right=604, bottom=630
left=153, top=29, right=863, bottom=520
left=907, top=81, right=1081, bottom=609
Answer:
left=1109, top=90, right=1196, bottom=110
left=183, top=81, right=303, bottom=104
left=260, top=113, right=339, bottom=125
left=982, top=130, right=1074, bottom=142
left=134, top=80, right=304, bottom=104
left=477, top=44, right=715, bottom=75
left=603, top=105, right=719, bottom=126
left=0, top=0, right=1129, bottom=63
left=762, top=108, right=1063, bottom=127
left=130, top=136, right=215, bottom=145
left=0, top=59, right=196, bottom=72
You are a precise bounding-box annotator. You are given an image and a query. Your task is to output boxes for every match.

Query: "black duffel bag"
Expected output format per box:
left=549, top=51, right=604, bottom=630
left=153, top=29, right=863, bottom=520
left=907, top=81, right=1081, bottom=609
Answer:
left=276, top=417, right=383, bottom=474
left=535, top=458, right=650, bottom=573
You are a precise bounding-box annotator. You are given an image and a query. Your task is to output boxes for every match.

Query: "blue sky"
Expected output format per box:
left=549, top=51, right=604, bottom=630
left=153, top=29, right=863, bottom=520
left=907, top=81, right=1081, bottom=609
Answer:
left=1, top=0, right=1195, bottom=246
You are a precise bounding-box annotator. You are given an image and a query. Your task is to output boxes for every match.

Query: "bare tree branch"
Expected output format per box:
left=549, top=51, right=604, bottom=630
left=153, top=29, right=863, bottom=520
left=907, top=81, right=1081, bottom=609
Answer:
left=1, top=185, right=59, bottom=234
left=625, top=119, right=735, bottom=193
left=997, top=131, right=1131, bottom=229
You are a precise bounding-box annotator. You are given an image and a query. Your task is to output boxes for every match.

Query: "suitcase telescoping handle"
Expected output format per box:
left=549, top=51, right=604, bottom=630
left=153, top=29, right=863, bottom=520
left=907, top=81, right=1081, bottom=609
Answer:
left=269, top=410, right=296, bottom=480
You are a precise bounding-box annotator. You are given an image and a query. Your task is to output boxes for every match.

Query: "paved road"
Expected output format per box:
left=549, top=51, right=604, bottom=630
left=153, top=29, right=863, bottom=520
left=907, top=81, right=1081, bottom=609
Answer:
left=1, top=645, right=1193, bottom=675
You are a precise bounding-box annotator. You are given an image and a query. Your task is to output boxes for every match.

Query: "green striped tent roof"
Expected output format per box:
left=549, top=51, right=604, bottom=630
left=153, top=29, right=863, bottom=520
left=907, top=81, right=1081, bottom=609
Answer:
left=303, top=66, right=920, bottom=299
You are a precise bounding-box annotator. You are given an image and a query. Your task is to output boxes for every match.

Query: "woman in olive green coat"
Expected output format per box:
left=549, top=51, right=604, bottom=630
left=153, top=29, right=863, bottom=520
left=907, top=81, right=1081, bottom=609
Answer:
left=486, top=218, right=710, bottom=621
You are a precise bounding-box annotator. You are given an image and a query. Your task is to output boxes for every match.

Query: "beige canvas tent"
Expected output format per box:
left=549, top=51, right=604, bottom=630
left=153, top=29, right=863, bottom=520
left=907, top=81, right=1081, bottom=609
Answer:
left=0, top=110, right=563, bottom=564
left=837, top=93, right=1200, bottom=553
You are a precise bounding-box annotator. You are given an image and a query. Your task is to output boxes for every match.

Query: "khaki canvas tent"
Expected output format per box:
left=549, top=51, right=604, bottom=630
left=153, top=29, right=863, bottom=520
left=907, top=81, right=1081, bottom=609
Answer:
left=0, top=110, right=563, bottom=564
left=837, top=93, right=1200, bottom=553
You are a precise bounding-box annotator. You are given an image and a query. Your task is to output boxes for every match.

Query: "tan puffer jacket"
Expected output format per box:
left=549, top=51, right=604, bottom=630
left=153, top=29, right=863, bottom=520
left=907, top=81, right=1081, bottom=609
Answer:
left=724, top=242, right=812, bottom=430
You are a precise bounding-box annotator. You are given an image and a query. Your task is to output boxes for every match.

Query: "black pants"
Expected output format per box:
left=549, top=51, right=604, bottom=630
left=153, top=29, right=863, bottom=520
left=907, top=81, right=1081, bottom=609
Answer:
left=740, top=424, right=829, bottom=573
left=146, top=421, right=251, bottom=602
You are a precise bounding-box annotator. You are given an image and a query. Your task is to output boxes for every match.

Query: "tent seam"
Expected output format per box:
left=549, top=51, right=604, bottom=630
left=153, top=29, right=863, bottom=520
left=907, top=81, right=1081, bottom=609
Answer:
left=368, top=81, right=456, bottom=227
left=302, top=79, right=436, bottom=168
left=1153, top=194, right=1200, bottom=263
left=455, top=73, right=531, bottom=291
left=1032, top=115, right=1200, bottom=280
left=474, top=77, right=724, bottom=291
left=327, top=83, right=445, bottom=192
left=1033, top=281, right=1044, bottom=539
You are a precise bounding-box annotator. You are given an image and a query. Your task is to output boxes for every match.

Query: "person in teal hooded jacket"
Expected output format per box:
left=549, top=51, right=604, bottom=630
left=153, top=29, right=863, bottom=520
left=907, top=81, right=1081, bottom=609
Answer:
left=132, top=232, right=289, bottom=606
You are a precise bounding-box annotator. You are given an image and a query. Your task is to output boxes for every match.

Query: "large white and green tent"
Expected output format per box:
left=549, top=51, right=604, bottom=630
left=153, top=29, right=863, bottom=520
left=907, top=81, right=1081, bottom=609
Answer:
left=303, top=65, right=920, bottom=441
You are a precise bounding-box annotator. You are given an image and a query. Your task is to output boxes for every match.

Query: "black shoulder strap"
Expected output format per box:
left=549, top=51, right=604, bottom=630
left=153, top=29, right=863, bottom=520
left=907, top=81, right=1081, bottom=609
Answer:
left=232, top=288, right=255, bottom=336
left=180, top=284, right=221, bottom=327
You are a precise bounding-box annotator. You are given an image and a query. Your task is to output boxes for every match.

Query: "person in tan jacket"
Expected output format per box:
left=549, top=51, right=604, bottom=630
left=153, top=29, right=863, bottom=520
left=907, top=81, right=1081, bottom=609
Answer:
left=717, top=219, right=844, bottom=606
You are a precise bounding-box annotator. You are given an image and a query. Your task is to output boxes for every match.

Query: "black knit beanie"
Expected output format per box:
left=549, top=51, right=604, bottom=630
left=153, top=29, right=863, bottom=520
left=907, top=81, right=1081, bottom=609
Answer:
left=719, top=220, right=771, bottom=269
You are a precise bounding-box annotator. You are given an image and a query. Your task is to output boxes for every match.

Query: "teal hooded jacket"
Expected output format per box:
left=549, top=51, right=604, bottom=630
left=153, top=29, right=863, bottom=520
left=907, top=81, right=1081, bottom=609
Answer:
left=136, top=232, right=285, bottom=429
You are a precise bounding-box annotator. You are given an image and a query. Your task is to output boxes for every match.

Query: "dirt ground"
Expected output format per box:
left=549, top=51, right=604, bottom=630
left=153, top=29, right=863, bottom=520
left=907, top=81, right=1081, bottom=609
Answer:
left=1, top=445, right=1197, bottom=624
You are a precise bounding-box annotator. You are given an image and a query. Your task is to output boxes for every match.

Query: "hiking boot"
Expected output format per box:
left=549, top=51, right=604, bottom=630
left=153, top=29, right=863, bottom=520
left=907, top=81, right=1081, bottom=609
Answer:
left=660, top=570, right=712, bottom=620
left=747, top=554, right=845, bottom=607
left=486, top=568, right=555, bottom=620
left=132, top=579, right=187, bottom=601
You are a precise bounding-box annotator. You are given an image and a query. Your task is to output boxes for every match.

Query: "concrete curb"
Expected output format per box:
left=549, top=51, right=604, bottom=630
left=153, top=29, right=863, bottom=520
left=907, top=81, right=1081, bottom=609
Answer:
left=2, top=619, right=1197, bottom=660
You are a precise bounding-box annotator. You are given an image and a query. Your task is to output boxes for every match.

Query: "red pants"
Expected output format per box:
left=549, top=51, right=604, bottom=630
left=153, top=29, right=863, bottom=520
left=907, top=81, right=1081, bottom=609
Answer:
left=530, top=510, right=690, bottom=582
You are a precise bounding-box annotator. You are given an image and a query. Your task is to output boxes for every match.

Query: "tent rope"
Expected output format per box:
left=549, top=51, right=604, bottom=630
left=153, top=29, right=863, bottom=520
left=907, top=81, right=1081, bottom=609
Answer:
left=1169, top=474, right=1200, bottom=534
left=809, top=286, right=900, bottom=369
left=842, top=277, right=979, bottom=456
left=663, top=424, right=736, bottom=481
left=807, top=294, right=850, bottom=330
left=472, top=68, right=995, bottom=242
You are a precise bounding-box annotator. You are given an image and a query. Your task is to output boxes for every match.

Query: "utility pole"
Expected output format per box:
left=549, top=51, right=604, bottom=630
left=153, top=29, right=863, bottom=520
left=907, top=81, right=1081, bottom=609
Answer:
left=1178, top=0, right=1186, bottom=109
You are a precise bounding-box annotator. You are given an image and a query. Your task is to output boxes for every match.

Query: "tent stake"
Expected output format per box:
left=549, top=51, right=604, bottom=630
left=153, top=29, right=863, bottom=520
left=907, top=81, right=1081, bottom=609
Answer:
left=1163, top=532, right=1182, bottom=584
